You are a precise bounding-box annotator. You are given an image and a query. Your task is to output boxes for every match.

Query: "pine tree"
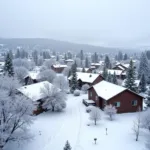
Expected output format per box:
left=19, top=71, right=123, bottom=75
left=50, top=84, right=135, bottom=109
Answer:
left=70, top=63, right=78, bottom=93
left=56, top=55, right=59, bottom=61
left=85, top=57, right=89, bottom=68
left=138, top=52, right=150, bottom=81
left=102, top=66, right=108, bottom=79
left=64, top=53, right=67, bottom=60
left=125, top=60, right=137, bottom=92
left=124, top=53, right=128, bottom=60
left=64, top=141, right=71, bottom=150
left=82, top=67, right=85, bottom=72
left=4, top=52, right=14, bottom=77
left=140, top=74, right=146, bottom=93
left=104, top=55, right=111, bottom=69
left=118, top=51, right=123, bottom=61
left=15, top=49, right=20, bottom=58
left=112, top=72, right=118, bottom=85
left=107, top=72, right=112, bottom=82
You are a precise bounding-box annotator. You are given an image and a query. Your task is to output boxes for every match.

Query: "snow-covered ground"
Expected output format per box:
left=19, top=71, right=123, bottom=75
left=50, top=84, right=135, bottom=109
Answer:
left=6, top=94, right=148, bottom=150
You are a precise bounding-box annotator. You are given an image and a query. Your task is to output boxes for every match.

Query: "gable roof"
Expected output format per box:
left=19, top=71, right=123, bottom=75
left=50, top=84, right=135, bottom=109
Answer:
left=52, top=64, right=67, bottom=68
left=24, top=71, right=40, bottom=80
left=92, top=81, right=126, bottom=100
left=68, top=72, right=102, bottom=83
left=17, top=81, right=53, bottom=101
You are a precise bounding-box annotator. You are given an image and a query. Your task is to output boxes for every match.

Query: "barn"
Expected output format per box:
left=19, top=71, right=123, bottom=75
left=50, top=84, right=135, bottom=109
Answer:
left=88, top=81, right=143, bottom=113
left=68, top=72, right=104, bottom=89
left=51, top=64, right=67, bottom=73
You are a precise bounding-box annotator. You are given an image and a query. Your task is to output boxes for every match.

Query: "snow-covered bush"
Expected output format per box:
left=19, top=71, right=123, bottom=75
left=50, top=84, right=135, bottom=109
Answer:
left=41, top=83, right=67, bottom=112
left=81, top=84, right=90, bottom=94
left=53, top=75, right=69, bottom=92
left=89, top=107, right=101, bottom=125
left=141, top=109, right=150, bottom=131
left=39, top=69, right=56, bottom=83
left=14, top=66, right=28, bottom=83
left=74, top=90, right=80, bottom=96
left=104, top=104, right=117, bottom=120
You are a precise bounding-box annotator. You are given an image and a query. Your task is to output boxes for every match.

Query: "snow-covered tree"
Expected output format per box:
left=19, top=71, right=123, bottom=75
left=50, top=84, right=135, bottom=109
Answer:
left=0, top=90, right=34, bottom=149
left=141, top=109, right=150, bottom=131
left=0, top=76, right=21, bottom=97
left=145, top=87, right=150, bottom=107
left=70, top=63, right=78, bottom=93
left=53, top=75, right=69, bottom=92
left=104, top=104, right=117, bottom=121
left=13, top=58, right=30, bottom=70
left=74, top=58, right=81, bottom=67
left=125, top=60, right=137, bottom=92
left=138, top=52, right=150, bottom=81
left=14, top=67, right=28, bottom=84
left=106, top=72, right=112, bottom=82
left=4, top=53, right=14, bottom=77
left=64, top=140, right=71, bottom=150
left=132, top=107, right=141, bottom=141
left=81, top=84, right=90, bottom=94
left=41, top=84, right=66, bottom=112
left=62, top=67, right=71, bottom=77
left=102, top=66, right=108, bottom=79
left=74, top=89, right=80, bottom=96
left=39, top=69, right=56, bottom=83
left=112, top=72, right=118, bottom=85
left=89, top=107, right=101, bottom=125
left=37, top=56, right=44, bottom=66
left=104, top=55, right=111, bottom=69
left=32, top=50, right=38, bottom=65
left=123, top=53, right=128, bottom=60
left=139, top=74, right=146, bottom=93
left=43, top=59, right=56, bottom=69
left=85, top=56, right=89, bottom=68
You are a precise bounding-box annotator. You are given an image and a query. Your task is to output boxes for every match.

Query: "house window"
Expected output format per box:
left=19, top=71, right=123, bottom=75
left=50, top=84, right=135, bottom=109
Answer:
left=90, top=92, right=92, bottom=97
left=114, top=102, right=120, bottom=107
left=95, top=96, right=98, bottom=101
left=132, top=100, right=137, bottom=106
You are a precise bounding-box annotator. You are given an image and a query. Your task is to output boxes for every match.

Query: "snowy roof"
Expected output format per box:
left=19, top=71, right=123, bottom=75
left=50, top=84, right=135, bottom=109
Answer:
left=65, top=59, right=74, bottom=62
left=25, top=71, right=40, bottom=80
left=68, top=72, right=100, bottom=83
left=17, top=81, right=53, bottom=101
left=53, top=64, right=67, bottom=68
left=93, top=81, right=126, bottom=100
left=122, top=64, right=129, bottom=68
left=91, top=63, right=100, bottom=66
left=117, top=65, right=125, bottom=70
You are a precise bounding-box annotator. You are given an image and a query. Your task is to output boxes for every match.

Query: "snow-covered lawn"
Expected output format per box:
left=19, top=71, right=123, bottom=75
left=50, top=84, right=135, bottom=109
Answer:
left=6, top=94, right=148, bottom=150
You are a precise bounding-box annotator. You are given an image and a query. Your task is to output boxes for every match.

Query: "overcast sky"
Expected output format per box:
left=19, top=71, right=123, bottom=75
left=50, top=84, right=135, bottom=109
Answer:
left=0, top=0, right=150, bottom=48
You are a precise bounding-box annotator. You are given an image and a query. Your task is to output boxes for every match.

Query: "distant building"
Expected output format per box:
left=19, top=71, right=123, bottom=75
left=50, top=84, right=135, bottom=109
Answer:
left=51, top=64, right=67, bottom=73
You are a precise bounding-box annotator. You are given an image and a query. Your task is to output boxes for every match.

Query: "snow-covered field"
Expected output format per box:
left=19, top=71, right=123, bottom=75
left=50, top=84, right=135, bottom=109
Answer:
left=6, top=94, right=148, bottom=150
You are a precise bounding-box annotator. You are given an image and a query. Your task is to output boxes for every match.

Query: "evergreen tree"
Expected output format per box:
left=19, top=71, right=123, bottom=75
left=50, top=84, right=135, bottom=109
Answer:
left=85, top=56, right=89, bottom=68
left=80, top=50, right=84, bottom=61
left=56, top=55, right=59, bottom=61
left=118, top=51, right=123, bottom=61
left=64, top=141, right=71, bottom=150
left=112, top=72, right=118, bottom=85
left=4, top=53, right=14, bottom=77
left=107, top=72, right=112, bottom=82
left=104, top=55, right=111, bottom=69
left=140, top=74, right=146, bottom=93
left=64, top=53, right=67, bottom=60
left=94, top=52, right=99, bottom=63
left=70, top=63, right=78, bottom=93
left=15, top=49, right=20, bottom=58
left=125, top=60, right=137, bottom=92
left=124, top=53, right=128, bottom=60
left=32, top=50, right=38, bottom=65
left=102, top=66, right=108, bottom=79
left=82, top=67, right=85, bottom=72
left=138, top=52, right=150, bottom=81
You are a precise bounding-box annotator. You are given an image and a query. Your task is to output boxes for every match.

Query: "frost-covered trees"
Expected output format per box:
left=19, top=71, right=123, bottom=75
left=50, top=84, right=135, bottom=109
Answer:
left=4, top=53, right=14, bottom=77
left=145, top=87, right=150, bottom=107
left=81, top=84, right=90, bottom=94
left=141, top=109, right=150, bottom=131
left=139, top=74, right=147, bottom=93
left=85, top=57, right=89, bottom=68
left=14, top=67, right=28, bottom=83
left=39, top=69, right=56, bottom=83
left=43, top=59, right=56, bottom=69
left=104, top=55, right=111, bottom=69
left=106, top=72, right=112, bottom=82
left=63, top=67, right=71, bottom=77
left=102, top=66, right=108, bottom=79
left=53, top=75, right=69, bottom=92
left=41, top=84, right=66, bottom=112
left=112, top=72, right=118, bottom=85
left=132, top=108, right=141, bottom=141
left=125, top=60, right=137, bottom=92
left=70, top=63, right=78, bottom=93
left=89, top=107, right=101, bottom=125
left=104, top=104, right=117, bottom=120
left=138, top=52, right=150, bottom=81
left=13, top=58, right=30, bottom=70
left=64, top=140, right=71, bottom=150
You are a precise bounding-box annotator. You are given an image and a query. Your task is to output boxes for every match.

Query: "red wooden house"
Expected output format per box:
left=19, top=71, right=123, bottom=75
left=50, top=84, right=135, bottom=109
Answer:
left=88, top=81, right=143, bottom=113
left=51, top=64, right=67, bottom=73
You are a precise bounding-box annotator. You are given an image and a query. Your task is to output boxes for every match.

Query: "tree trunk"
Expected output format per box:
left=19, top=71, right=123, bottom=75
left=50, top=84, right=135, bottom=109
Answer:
left=94, top=119, right=96, bottom=125
left=52, top=106, right=54, bottom=112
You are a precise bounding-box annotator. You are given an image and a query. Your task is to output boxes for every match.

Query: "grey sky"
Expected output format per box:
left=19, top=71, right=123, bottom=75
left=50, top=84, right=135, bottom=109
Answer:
left=0, top=0, right=150, bottom=48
